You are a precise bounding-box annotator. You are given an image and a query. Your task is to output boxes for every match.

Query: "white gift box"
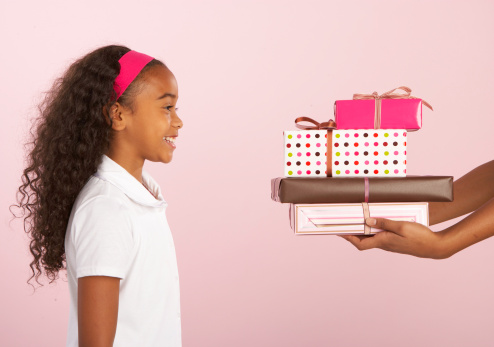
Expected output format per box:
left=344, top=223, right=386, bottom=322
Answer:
left=291, top=202, right=428, bottom=235
left=284, top=130, right=328, bottom=177
left=331, top=129, right=407, bottom=177
left=284, top=129, right=407, bottom=177
left=332, top=129, right=407, bottom=177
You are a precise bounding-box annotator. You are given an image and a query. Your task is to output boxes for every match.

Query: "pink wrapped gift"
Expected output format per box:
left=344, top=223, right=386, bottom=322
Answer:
left=334, top=86, right=432, bottom=131
left=291, top=202, right=428, bottom=235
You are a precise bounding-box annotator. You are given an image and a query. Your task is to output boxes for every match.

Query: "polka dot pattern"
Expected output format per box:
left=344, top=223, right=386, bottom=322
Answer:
left=284, top=130, right=327, bottom=176
left=332, top=129, right=407, bottom=177
left=285, top=129, right=407, bottom=177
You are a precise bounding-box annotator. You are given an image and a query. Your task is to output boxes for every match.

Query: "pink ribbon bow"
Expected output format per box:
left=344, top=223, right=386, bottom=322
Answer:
left=353, top=86, right=433, bottom=129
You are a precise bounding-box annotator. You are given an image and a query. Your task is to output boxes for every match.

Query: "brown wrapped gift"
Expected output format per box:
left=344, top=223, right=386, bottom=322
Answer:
left=271, top=176, right=453, bottom=204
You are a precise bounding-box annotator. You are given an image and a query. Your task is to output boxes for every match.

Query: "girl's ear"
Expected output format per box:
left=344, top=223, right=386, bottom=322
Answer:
left=105, top=103, right=128, bottom=131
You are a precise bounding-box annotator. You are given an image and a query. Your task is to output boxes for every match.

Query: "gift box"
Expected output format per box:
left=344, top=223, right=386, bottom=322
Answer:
left=284, top=130, right=329, bottom=177
left=283, top=117, right=338, bottom=177
left=334, top=86, right=432, bottom=130
left=291, top=202, right=429, bottom=235
left=271, top=176, right=454, bottom=204
left=284, top=118, right=408, bottom=177
left=332, top=129, right=407, bottom=177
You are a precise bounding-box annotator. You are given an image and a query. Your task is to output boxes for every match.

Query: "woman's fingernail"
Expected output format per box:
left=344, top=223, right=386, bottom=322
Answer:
left=366, top=218, right=377, bottom=226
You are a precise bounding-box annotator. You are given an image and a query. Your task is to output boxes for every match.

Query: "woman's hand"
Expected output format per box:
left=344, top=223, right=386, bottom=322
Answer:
left=340, top=218, right=450, bottom=259
left=341, top=160, right=494, bottom=259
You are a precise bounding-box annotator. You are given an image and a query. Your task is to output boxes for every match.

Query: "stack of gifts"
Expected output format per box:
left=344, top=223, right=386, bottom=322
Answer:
left=271, top=86, right=454, bottom=235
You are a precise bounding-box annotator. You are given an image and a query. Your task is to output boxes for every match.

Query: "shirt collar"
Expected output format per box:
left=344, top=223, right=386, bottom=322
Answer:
left=93, top=155, right=167, bottom=208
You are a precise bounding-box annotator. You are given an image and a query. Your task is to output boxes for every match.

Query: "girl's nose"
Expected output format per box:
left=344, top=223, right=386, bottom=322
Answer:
left=173, top=114, right=183, bottom=129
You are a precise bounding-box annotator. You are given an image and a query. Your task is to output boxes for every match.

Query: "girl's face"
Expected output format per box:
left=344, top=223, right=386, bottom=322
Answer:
left=123, top=65, right=183, bottom=164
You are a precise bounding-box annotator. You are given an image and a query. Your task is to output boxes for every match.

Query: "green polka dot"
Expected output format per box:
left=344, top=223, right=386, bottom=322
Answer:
left=335, top=170, right=341, bottom=174
left=288, top=171, right=293, bottom=175
left=335, top=152, right=340, bottom=156
left=288, top=134, right=292, bottom=139
left=288, top=153, right=293, bottom=157
left=384, top=133, right=389, bottom=137
left=384, top=170, right=389, bottom=174
left=384, top=151, right=389, bottom=156
left=335, top=134, right=340, bottom=138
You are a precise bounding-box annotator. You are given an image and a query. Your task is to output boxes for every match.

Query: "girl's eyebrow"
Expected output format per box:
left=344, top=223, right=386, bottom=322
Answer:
left=157, top=93, right=176, bottom=100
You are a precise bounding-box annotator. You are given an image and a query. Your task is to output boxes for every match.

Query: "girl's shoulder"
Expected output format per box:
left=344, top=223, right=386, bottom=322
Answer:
left=72, top=175, right=132, bottom=217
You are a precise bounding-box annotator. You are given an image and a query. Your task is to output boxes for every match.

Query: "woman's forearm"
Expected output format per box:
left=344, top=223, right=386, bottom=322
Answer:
left=429, top=160, right=494, bottom=225
left=341, top=161, right=494, bottom=258
left=438, top=197, right=494, bottom=257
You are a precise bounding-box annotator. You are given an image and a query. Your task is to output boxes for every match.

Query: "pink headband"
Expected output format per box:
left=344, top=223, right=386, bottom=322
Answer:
left=113, top=50, right=154, bottom=99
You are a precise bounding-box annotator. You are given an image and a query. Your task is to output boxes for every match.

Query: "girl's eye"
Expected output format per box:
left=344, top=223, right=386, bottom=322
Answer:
left=164, top=106, right=179, bottom=113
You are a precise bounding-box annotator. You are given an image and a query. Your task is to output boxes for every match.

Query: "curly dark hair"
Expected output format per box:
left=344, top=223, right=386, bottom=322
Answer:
left=13, top=45, right=165, bottom=286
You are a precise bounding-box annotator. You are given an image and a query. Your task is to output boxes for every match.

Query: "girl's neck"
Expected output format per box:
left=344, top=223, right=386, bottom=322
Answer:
left=106, top=151, right=145, bottom=184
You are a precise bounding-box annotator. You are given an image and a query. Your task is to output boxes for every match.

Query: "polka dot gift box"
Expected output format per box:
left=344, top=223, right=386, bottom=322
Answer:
left=332, top=129, right=407, bottom=177
left=284, top=130, right=328, bottom=177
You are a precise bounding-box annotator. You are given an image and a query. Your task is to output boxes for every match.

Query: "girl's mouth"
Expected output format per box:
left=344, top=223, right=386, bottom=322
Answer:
left=163, top=136, right=176, bottom=148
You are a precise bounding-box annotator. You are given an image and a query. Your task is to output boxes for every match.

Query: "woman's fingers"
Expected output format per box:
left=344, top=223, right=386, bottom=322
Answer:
left=341, top=218, right=446, bottom=258
left=339, top=235, right=373, bottom=250
left=339, top=233, right=393, bottom=251
left=366, top=217, right=407, bottom=236
left=339, top=218, right=407, bottom=251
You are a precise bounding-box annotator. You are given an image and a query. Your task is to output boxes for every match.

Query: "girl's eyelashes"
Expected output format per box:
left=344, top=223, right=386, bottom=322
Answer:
left=163, top=106, right=179, bottom=112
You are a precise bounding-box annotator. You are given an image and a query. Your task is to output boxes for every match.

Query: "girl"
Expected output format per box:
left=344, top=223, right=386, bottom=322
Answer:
left=341, top=160, right=494, bottom=258
left=15, top=45, right=183, bottom=346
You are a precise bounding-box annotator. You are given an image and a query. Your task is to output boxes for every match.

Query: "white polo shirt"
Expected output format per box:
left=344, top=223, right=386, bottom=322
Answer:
left=65, top=155, right=181, bottom=347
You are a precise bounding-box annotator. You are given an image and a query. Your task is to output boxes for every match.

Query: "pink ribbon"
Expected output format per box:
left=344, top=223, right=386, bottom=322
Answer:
left=294, top=117, right=337, bottom=130
left=353, top=86, right=433, bottom=129
left=364, top=177, right=369, bottom=203
left=294, top=117, right=337, bottom=176
left=362, top=178, right=371, bottom=234
left=362, top=202, right=371, bottom=235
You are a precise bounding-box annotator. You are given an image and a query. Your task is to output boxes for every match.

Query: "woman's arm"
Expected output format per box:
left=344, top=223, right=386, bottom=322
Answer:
left=429, top=160, right=494, bottom=225
left=341, top=160, right=494, bottom=258
left=341, top=197, right=494, bottom=258
left=78, top=276, right=120, bottom=347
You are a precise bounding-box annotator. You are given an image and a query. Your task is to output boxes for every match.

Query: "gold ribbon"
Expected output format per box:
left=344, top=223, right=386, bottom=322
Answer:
left=353, top=86, right=433, bottom=129
left=294, top=117, right=337, bottom=176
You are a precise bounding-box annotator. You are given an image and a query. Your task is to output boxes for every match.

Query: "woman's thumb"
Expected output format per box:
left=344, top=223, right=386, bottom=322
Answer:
left=366, top=218, right=377, bottom=226
left=366, top=217, right=404, bottom=234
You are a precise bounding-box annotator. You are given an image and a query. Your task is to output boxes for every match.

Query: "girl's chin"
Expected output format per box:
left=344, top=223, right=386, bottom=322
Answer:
left=159, top=153, right=174, bottom=164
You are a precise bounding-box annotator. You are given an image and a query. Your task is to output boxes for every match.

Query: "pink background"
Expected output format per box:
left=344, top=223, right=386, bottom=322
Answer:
left=1, top=1, right=494, bottom=346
